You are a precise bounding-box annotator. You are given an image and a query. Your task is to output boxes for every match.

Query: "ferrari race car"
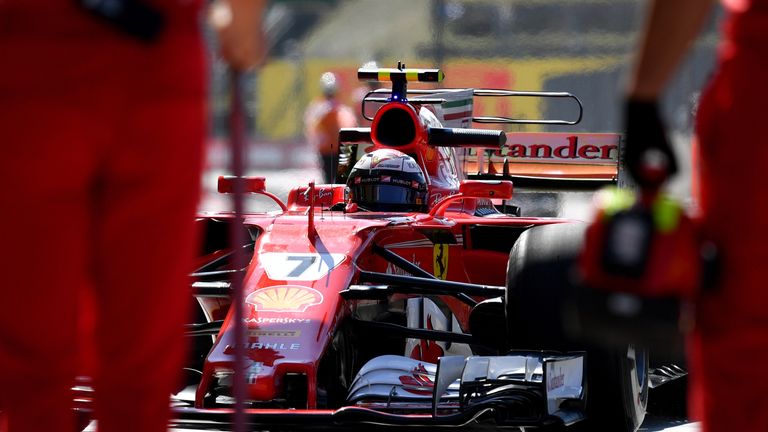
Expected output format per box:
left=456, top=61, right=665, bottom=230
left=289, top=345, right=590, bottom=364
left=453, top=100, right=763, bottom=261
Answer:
left=79, top=65, right=684, bottom=430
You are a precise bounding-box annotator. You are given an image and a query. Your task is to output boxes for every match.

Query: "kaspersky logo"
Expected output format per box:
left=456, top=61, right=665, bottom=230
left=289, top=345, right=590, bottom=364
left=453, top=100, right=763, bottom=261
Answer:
left=245, top=285, right=323, bottom=313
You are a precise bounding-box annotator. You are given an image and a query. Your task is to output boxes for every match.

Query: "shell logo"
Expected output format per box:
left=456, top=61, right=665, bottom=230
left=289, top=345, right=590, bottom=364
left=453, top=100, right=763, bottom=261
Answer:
left=245, top=285, right=323, bottom=313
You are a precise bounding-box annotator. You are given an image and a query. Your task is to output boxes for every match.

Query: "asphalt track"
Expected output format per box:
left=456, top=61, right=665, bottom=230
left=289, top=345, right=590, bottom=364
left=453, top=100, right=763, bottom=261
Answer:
left=83, top=415, right=699, bottom=431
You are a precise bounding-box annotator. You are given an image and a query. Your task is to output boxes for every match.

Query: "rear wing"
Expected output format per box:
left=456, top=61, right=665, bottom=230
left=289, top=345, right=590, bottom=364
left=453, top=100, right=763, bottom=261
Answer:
left=419, top=90, right=617, bottom=188
left=361, top=87, right=583, bottom=126
left=466, top=132, right=620, bottom=188
left=352, top=68, right=619, bottom=188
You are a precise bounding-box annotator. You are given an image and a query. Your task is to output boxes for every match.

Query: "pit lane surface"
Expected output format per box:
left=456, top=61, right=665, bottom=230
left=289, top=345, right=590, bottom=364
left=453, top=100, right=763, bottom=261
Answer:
left=83, top=416, right=699, bottom=431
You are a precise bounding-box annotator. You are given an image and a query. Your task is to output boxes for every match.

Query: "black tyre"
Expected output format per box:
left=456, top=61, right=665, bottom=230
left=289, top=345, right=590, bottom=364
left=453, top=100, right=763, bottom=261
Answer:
left=505, top=223, right=648, bottom=431
left=583, top=344, right=648, bottom=431
left=316, top=320, right=355, bottom=408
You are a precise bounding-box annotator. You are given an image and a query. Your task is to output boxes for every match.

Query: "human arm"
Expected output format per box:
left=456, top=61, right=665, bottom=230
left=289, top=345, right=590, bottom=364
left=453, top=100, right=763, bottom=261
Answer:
left=210, top=0, right=268, bottom=71
left=625, top=0, right=717, bottom=188
left=628, top=0, right=718, bottom=100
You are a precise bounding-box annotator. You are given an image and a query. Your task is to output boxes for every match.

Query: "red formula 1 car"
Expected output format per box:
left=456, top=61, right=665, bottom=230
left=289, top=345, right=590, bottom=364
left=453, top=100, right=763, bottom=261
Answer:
left=114, top=65, right=684, bottom=431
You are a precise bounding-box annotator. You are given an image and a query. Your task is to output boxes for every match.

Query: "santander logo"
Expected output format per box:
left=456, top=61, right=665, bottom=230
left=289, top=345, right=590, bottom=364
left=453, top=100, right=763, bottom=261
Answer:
left=498, top=133, right=620, bottom=164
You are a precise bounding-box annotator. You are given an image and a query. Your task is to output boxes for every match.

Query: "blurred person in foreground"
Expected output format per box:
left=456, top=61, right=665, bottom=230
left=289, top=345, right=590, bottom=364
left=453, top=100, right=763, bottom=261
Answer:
left=0, top=0, right=266, bottom=431
left=304, top=71, right=357, bottom=183
left=626, top=0, right=768, bottom=430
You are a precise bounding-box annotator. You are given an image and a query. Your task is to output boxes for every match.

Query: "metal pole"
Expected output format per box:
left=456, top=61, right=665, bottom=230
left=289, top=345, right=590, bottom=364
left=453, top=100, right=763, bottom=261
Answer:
left=431, top=0, right=445, bottom=69
left=228, top=69, right=247, bottom=432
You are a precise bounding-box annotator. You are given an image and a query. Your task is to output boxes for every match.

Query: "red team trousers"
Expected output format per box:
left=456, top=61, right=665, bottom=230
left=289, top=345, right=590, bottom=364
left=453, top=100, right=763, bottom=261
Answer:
left=0, top=2, right=203, bottom=431
left=691, top=2, right=768, bottom=431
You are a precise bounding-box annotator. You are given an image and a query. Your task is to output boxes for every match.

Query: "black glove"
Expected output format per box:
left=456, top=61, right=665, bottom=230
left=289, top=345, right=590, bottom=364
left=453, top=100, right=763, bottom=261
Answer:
left=623, top=99, right=678, bottom=190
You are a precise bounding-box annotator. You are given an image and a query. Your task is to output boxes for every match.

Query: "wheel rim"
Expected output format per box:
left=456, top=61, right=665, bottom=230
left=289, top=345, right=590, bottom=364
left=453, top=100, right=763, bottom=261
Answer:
left=626, top=344, right=649, bottom=427
left=630, top=345, right=647, bottom=392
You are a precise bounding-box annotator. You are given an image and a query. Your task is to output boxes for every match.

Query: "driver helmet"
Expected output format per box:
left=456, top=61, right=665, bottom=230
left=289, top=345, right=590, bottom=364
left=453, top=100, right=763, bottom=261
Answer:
left=345, top=149, right=428, bottom=212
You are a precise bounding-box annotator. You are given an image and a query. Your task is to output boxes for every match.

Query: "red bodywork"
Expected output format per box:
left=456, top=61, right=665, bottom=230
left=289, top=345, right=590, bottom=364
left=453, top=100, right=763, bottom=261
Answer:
left=191, top=101, right=599, bottom=411
left=195, top=200, right=571, bottom=409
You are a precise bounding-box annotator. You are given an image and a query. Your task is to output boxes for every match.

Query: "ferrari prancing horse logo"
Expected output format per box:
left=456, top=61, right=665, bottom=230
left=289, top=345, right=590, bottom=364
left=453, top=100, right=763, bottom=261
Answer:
left=433, top=244, right=449, bottom=280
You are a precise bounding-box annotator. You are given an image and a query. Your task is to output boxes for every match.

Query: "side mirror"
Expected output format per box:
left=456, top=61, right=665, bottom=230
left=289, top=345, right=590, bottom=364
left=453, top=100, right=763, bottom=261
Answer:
left=458, top=180, right=513, bottom=200
left=217, top=176, right=266, bottom=194
left=216, top=175, right=288, bottom=212
left=429, top=180, right=513, bottom=219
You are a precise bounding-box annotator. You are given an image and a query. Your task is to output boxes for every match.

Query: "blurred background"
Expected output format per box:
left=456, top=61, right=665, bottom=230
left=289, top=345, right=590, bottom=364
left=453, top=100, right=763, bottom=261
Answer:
left=201, top=0, right=724, bottom=211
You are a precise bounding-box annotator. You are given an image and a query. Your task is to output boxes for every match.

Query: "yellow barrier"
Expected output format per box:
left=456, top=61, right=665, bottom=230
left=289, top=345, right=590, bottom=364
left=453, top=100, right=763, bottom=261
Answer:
left=256, top=57, right=621, bottom=139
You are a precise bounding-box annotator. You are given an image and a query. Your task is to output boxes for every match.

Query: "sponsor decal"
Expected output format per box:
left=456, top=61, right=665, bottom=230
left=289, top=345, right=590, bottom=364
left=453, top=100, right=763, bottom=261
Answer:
left=385, top=254, right=420, bottom=276
left=403, top=160, right=422, bottom=173
left=429, top=192, right=443, bottom=207
left=381, top=175, right=391, bottom=183
left=302, top=187, right=334, bottom=201
left=371, top=151, right=399, bottom=169
left=375, top=161, right=404, bottom=171
left=443, top=110, right=473, bottom=121
left=354, top=176, right=362, bottom=184
left=437, top=159, right=457, bottom=185
left=260, top=252, right=346, bottom=281
left=547, top=367, right=565, bottom=391
left=499, top=133, right=620, bottom=164
left=246, top=285, right=323, bottom=313
left=440, top=97, right=473, bottom=123
left=225, top=342, right=301, bottom=353
left=399, top=363, right=435, bottom=395
left=247, top=362, right=263, bottom=384
left=390, top=178, right=409, bottom=187
left=433, top=244, right=449, bottom=280
left=248, top=329, right=301, bottom=338
left=432, top=89, right=474, bottom=128
left=245, top=317, right=311, bottom=324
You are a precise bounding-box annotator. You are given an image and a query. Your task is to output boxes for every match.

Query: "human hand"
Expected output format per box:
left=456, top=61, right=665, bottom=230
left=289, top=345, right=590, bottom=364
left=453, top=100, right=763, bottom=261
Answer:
left=623, top=98, right=678, bottom=190
left=209, top=0, right=268, bottom=71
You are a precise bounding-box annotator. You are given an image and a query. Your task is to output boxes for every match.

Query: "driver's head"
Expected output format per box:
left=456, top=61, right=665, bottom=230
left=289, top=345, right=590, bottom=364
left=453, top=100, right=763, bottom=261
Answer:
left=320, top=71, right=339, bottom=97
left=345, top=149, right=428, bottom=212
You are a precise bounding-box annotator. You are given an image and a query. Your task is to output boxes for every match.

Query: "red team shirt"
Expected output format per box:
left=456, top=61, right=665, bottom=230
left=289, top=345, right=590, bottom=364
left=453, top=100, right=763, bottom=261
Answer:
left=0, top=1, right=204, bottom=431
left=690, top=1, right=768, bottom=431
left=0, top=1, right=766, bottom=431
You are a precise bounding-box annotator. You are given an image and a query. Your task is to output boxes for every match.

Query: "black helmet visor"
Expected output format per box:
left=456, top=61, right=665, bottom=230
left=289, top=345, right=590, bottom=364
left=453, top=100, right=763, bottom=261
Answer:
left=351, top=184, right=425, bottom=212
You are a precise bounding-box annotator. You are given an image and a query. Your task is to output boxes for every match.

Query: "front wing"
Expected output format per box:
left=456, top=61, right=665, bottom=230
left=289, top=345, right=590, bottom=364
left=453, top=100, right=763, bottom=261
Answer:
left=166, top=352, right=585, bottom=430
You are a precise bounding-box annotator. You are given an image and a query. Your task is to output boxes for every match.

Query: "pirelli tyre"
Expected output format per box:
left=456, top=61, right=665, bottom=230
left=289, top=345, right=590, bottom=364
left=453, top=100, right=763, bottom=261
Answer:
left=505, top=222, right=648, bottom=431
